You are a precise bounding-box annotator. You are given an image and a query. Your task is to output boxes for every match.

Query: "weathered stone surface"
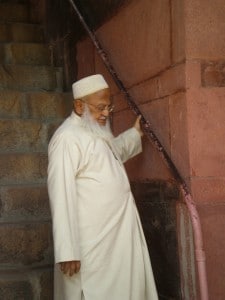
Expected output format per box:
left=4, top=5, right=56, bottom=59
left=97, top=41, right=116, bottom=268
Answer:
left=187, top=88, right=225, bottom=177
left=185, top=0, right=225, bottom=59
left=141, top=97, right=171, bottom=155
left=129, top=77, right=159, bottom=104
left=191, top=178, right=225, bottom=203
left=198, top=203, right=225, bottom=299
left=0, top=23, right=43, bottom=43
left=158, top=64, right=186, bottom=98
left=0, top=65, right=62, bottom=92
left=97, top=0, right=171, bottom=87
left=0, top=153, right=47, bottom=184
left=169, top=92, right=190, bottom=180
left=171, top=0, right=185, bottom=63
left=0, top=43, right=51, bottom=65
left=0, top=185, right=50, bottom=220
left=0, top=3, right=29, bottom=22
left=202, top=61, right=225, bottom=87
left=131, top=180, right=181, bottom=299
left=0, top=278, right=33, bottom=300
left=112, top=92, right=129, bottom=113
left=185, top=60, right=201, bottom=89
left=76, top=38, right=95, bottom=80
left=0, top=91, right=23, bottom=118
left=0, top=223, right=53, bottom=265
left=0, top=119, right=47, bottom=151
left=39, top=269, right=53, bottom=300
left=26, top=92, right=72, bottom=120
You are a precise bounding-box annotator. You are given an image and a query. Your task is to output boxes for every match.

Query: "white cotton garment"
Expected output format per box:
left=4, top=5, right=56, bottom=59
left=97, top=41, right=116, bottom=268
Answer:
left=47, top=112, right=158, bottom=300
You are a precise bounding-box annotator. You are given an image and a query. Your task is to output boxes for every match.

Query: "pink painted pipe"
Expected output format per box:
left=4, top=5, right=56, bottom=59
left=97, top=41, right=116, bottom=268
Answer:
left=69, top=1, right=209, bottom=299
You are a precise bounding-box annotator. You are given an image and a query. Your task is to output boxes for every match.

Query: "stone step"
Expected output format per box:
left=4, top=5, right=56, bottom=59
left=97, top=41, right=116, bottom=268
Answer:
left=0, top=270, right=53, bottom=300
left=0, top=3, right=29, bottom=22
left=0, top=65, right=63, bottom=91
left=0, top=43, right=51, bottom=65
left=0, top=91, right=72, bottom=119
left=0, top=184, right=50, bottom=222
left=0, top=119, right=48, bottom=152
left=0, top=153, right=47, bottom=184
left=0, top=22, right=43, bottom=43
left=0, top=222, right=52, bottom=265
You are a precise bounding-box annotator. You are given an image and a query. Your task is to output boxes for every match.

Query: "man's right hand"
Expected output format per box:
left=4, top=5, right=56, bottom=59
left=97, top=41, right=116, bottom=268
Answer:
left=60, top=260, right=81, bottom=276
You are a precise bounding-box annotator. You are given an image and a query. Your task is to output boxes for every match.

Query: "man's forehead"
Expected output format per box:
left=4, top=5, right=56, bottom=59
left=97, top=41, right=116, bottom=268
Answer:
left=87, top=88, right=111, bottom=103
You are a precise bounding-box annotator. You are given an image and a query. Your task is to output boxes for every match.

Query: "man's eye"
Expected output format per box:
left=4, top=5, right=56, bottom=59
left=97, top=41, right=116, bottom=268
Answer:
left=97, top=106, right=105, bottom=111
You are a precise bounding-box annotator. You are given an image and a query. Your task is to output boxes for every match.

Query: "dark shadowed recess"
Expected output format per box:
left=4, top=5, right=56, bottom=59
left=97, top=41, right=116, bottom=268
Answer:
left=131, top=180, right=182, bottom=300
left=43, top=0, right=131, bottom=88
left=45, top=0, right=131, bottom=41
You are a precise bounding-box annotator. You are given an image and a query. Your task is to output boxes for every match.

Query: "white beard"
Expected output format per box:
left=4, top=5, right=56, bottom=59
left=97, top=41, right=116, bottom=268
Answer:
left=81, top=104, right=114, bottom=141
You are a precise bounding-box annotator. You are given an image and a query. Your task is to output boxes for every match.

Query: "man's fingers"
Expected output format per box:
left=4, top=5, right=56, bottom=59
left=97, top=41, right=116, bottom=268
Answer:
left=60, top=261, right=81, bottom=276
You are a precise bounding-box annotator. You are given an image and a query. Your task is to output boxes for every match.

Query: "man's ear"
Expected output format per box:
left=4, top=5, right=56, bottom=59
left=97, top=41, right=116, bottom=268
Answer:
left=73, top=99, right=84, bottom=115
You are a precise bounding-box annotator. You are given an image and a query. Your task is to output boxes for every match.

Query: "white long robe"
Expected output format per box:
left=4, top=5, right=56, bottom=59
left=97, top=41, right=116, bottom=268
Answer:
left=47, top=112, right=158, bottom=300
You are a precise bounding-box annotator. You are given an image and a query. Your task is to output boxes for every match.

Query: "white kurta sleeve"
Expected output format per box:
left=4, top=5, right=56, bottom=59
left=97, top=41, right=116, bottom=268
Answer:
left=113, top=127, right=142, bottom=163
left=47, top=132, right=82, bottom=264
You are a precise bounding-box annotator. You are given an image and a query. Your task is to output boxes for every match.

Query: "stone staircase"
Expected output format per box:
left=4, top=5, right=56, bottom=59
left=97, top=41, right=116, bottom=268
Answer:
left=0, top=0, right=71, bottom=298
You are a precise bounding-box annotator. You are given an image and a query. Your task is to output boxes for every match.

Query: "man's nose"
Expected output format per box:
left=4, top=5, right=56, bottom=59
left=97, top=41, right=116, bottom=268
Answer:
left=101, top=109, right=109, bottom=117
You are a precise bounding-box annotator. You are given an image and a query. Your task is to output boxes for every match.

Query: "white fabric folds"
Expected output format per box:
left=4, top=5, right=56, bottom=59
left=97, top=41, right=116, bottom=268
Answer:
left=47, top=112, right=158, bottom=300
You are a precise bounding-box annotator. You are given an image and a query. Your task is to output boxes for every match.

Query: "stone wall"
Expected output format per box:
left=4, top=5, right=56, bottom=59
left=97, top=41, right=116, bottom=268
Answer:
left=75, top=0, right=225, bottom=298
left=184, top=0, right=225, bottom=298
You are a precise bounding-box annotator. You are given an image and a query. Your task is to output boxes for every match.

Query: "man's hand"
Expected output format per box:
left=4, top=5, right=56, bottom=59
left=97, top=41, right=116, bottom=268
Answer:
left=60, top=260, right=81, bottom=276
left=134, top=115, right=143, bottom=136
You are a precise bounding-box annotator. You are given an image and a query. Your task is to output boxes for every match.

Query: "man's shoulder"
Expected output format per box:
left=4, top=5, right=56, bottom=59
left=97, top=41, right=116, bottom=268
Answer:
left=49, top=115, right=93, bottom=148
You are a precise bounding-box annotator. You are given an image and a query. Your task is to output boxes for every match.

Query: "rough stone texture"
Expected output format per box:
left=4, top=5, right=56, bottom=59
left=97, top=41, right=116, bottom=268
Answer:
left=0, top=90, right=24, bottom=118
left=0, top=91, right=71, bottom=120
left=0, top=23, right=44, bottom=43
left=76, top=38, right=95, bottom=80
left=169, top=92, right=190, bottom=181
left=0, top=65, right=63, bottom=92
left=0, top=223, right=52, bottom=265
left=141, top=97, right=171, bottom=155
left=0, top=153, right=47, bottom=184
left=202, top=60, right=225, bottom=87
left=0, top=43, right=51, bottom=65
left=185, top=60, right=202, bottom=89
left=0, top=3, right=29, bottom=22
left=39, top=269, right=54, bottom=300
left=131, top=180, right=181, bottom=299
left=171, top=0, right=185, bottom=63
left=0, top=279, right=33, bottom=300
left=0, top=119, right=47, bottom=152
left=26, top=92, right=72, bottom=120
left=158, top=63, right=186, bottom=97
left=0, top=185, right=50, bottom=221
left=96, top=0, right=171, bottom=87
left=187, top=88, right=225, bottom=178
left=129, top=77, right=159, bottom=104
left=185, top=0, right=225, bottom=59
left=198, top=204, right=225, bottom=300
left=191, top=178, right=225, bottom=203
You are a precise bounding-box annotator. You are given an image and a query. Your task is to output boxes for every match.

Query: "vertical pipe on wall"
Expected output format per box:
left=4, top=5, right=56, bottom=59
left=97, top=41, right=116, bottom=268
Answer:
left=68, top=1, right=209, bottom=299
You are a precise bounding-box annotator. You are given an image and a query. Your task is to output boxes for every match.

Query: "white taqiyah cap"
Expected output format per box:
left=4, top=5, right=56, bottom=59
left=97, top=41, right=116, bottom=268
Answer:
left=72, top=74, right=109, bottom=99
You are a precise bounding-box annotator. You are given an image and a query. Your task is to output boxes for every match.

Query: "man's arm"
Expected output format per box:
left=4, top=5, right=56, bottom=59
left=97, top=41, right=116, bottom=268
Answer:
left=113, top=116, right=143, bottom=163
left=48, top=132, right=81, bottom=266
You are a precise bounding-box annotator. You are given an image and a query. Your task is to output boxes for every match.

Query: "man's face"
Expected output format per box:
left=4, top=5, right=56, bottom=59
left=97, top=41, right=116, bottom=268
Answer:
left=83, top=88, right=112, bottom=126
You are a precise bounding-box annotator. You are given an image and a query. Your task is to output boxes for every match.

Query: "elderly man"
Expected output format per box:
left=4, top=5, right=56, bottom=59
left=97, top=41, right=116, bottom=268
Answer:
left=47, top=74, right=158, bottom=300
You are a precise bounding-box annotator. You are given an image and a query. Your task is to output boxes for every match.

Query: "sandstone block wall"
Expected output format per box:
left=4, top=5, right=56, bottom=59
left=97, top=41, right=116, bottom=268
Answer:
left=75, top=0, right=225, bottom=298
